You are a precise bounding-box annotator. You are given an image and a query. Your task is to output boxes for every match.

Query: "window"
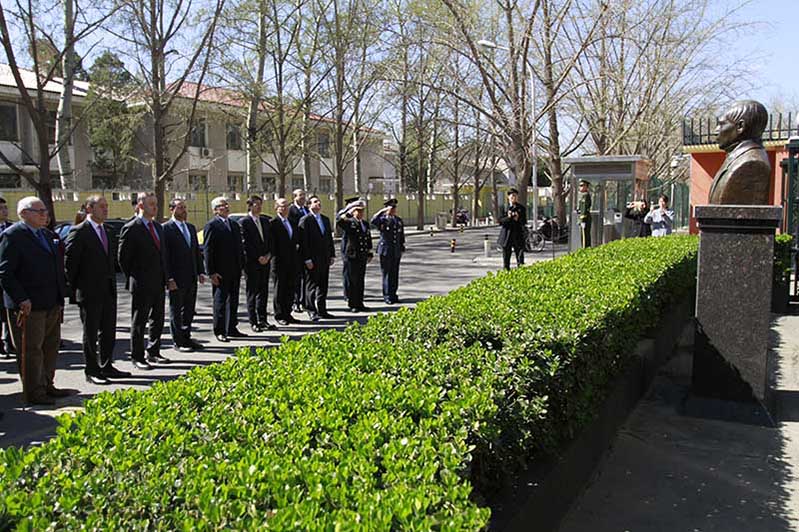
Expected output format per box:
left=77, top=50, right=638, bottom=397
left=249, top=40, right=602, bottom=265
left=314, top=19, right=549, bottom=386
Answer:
left=292, top=178, right=304, bottom=190
left=319, top=177, right=331, bottom=193
left=0, top=173, right=21, bottom=188
left=190, top=119, right=207, bottom=148
left=227, top=124, right=243, bottom=150
left=317, top=132, right=330, bottom=158
left=0, top=104, right=18, bottom=142
left=189, top=174, right=208, bottom=191
left=263, top=175, right=276, bottom=192
left=228, top=174, right=244, bottom=192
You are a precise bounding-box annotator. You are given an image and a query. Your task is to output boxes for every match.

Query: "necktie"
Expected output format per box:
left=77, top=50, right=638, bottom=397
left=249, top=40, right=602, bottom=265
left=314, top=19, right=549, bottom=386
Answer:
left=253, top=216, right=264, bottom=241
left=98, top=224, right=108, bottom=254
left=180, top=222, right=191, bottom=246
left=316, top=214, right=324, bottom=235
left=283, top=218, right=292, bottom=239
left=36, top=229, right=52, bottom=253
left=147, top=220, right=160, bottom=249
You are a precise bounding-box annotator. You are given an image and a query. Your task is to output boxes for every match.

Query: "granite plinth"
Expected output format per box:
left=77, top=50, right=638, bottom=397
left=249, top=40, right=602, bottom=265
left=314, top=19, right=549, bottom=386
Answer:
left=692, top=205, right=781, bottom=407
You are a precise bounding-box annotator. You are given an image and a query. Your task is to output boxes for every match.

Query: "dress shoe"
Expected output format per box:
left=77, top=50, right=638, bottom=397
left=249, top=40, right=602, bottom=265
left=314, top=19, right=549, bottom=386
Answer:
left=101, top=365, right=132, bottom=378
left=349, top=307, right=360, bottom=313
left=357, top=306, right=369, bottom=312
left=46, top=386, right=73, bottom=398
left=28, top=395, right=55, bottom=406
left=320, top=312, right=336, bottom=319
left=384, top=299, right=393, bottom=304
left=176, top=345, right=194, bottom=353
left=185, top=339, right=204, bottom=350
left=276, top=319, right=290, bottom=326
left=258, top=321, right=277, bottom=331
left=147, top=353, right=171, bottom=364
left=250, top=323, right=264, bottom=333
left=132, top=359, right=153, bottom=370
left=227, top=329, right=247, bottom=338
left=215, top=334, right=229, bottom=342
left=307, top=312, right=320, bottom=322
left=86, top=373, right=110, bottom=385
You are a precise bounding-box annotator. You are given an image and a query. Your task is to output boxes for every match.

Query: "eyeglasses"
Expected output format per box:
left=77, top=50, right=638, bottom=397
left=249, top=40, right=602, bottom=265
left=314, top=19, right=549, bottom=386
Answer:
left=25, top=208, right=48, bottom=214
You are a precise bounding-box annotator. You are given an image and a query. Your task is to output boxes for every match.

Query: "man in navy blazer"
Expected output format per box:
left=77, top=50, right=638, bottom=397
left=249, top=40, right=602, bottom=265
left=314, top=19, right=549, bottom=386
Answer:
left=240, top=195, right=275, bottom=332
left=0, top=197, right=14, bottom=357
left=162, top=198, right=206, bottom=352
left=65, top=195, right=130, bottom=385
left=298, top=195, right=335, bottom=321
left=0, top=196, right=68, bottom=405
left=203, top=196, right=245, bottom=342
left=118, top=192, right=172, bottom=370
left=269, top=198, right=301, bottom=325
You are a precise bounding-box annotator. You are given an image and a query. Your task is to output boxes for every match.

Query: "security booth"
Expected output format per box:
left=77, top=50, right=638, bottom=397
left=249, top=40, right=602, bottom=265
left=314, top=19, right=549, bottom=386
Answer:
left=565, top=155, right=652, bottom=251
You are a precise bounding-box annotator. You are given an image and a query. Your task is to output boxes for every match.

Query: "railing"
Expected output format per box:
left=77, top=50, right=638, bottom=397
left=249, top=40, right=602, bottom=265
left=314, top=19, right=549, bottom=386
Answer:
left=683, top=112, right=799, bottom=146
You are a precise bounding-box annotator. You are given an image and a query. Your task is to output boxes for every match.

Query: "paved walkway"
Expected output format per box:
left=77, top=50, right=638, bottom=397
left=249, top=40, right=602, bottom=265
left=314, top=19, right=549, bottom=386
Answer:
left=560, top=310, right=799, bottom=531
left=0, top=226, right=567, bottom=448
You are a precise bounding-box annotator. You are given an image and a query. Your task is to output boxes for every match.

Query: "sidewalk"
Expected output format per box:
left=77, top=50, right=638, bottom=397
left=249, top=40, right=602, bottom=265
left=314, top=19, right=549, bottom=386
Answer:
left=559, top=308, right=799, bottom=531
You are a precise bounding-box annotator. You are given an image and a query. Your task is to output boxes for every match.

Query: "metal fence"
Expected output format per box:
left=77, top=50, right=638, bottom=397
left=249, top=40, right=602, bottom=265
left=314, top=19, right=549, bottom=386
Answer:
left=683, top=112, right=799, bottom=146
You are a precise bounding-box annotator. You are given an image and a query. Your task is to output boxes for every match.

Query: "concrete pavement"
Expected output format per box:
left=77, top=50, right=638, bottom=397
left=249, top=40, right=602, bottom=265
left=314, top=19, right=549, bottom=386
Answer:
left=0, top=226, right=566, bottom=448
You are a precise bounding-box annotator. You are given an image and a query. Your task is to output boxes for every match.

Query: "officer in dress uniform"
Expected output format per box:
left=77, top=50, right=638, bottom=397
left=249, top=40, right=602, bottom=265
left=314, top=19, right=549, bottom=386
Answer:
left=370, top=198, right=405, bottom=304
left=577, top=179, right=592, bottom=248
left=336, top=199, right=372, bottom=312
left=336, top=196, right=361, bottom=300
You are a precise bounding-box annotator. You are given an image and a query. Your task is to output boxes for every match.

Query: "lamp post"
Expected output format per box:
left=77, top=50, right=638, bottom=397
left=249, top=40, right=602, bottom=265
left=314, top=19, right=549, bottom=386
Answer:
left=477, top=39, right=538, bottom=224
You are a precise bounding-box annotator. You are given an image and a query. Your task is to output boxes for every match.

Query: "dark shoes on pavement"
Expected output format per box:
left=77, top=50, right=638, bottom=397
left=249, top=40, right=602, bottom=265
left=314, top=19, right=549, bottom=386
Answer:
left=227, top=329, right=247, bottom=338
left=86, top=373, right=110, bottom=385
left=251, top=322, right=277, bottom=332
left=46, top=386, right=73, bottom=398
left=102, top=365, right=131, bottom=379
left=132, top=359, right=153, bottom=371
left=27, top=394, right=55, bottom=406
left=215, top=334, right=229, bottom=343
left=147, top=353, right=171, bottom=365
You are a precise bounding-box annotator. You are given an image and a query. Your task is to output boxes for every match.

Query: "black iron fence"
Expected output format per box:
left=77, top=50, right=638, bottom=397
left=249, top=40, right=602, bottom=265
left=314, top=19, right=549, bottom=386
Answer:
left=683, top=112, right=799, bottom=146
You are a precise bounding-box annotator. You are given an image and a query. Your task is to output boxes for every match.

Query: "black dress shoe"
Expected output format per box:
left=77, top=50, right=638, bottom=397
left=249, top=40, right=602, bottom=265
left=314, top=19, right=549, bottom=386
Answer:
left=147, top=353, right=171, bottom=364
left=250, top=324, right=264, bottom=333
left=307, top=312, right=320, bottom=322
left=287, top=316, right=301, bottom=324
left=349, top=307, right=360, bottom=313
left=258, top=322, right=277, bottom=331
left=357, top=306, right=370, bottom=312
left=28, top=395, right=55, bottom=406
left=384, top=299, right=393, bottom=304
left=186, top=339, right=204, bottom=350
left=320, top=312, right=336, bottom=319
left=176, top=345, right=194, bottom=353
left=227, top=329, right=247, bottom=338
left=101, top=365, right=131, bottom=378
left=46, top=386, right=73, bottom=397
left=215, top=334, right=229, bottom=342
left=132, top=360, right=153, bottom=370
left=86, top=373, right=110, bottom=384
left=276, top=319, right=290, bottom=326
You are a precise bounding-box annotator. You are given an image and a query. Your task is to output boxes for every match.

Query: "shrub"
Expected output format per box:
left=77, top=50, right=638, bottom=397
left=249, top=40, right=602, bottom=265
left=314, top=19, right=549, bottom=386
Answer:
left=774, top=234, right=793, bottom=284
left=0, top=236, right=698, bottom=530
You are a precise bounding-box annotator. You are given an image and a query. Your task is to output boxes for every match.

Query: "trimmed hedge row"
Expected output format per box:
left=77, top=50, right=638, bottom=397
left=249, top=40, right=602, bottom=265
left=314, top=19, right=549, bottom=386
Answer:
left=0, top=235, right=698, bottom=530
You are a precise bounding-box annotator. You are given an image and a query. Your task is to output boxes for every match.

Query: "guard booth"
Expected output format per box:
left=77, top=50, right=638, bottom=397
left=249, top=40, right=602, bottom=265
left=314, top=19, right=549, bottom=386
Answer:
left=564, top=155, right=652, bottom=251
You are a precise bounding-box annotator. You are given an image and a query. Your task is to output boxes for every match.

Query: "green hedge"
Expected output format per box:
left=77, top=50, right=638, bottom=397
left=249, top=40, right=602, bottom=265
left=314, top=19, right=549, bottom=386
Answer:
left=0, top=236, right=698, bottom=530
left=774, top=234, right=793, bottom=284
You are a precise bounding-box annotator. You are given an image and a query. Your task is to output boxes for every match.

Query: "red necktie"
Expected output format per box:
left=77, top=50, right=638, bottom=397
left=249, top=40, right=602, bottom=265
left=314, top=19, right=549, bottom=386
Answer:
left=147, top=221, right=160, bottom=250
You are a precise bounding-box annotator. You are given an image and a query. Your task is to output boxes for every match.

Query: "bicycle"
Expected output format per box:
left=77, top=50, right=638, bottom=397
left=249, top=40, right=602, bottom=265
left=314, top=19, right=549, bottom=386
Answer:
left=525, top=217, right=567, bottom=253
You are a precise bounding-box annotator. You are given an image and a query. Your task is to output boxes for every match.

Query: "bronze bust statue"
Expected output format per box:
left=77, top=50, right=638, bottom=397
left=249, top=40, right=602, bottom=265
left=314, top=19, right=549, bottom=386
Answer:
left=707, top=100, right=771, bottom=205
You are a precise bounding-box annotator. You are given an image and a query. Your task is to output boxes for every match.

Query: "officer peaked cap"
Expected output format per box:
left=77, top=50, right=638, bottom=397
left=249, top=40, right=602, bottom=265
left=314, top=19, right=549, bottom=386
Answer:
left=384, top=198, right=398, bottom=207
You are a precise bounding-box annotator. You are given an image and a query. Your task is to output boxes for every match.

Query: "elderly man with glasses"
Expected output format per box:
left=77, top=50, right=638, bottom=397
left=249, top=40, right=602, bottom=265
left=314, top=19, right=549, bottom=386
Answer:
left=0, top=196, right=68, bottom=405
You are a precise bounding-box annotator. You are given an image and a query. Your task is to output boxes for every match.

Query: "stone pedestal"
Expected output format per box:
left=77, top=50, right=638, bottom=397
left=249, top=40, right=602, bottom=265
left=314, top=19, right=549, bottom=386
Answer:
left=692, top=205, right=781, bottom=414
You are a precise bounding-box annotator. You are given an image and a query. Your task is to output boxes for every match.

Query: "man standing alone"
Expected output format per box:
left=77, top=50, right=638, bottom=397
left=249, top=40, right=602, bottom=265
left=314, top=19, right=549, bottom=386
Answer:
left=498, top=188, right=527, bottom=270
left=162, top=198, right=206, bottom=352
left=118, top=192, right=171, bottom=369
left=65, top=195, right=130, bottom=384
left=298, top=195, right=335, bottom=321
left=0, top=197, right=68, bottom=404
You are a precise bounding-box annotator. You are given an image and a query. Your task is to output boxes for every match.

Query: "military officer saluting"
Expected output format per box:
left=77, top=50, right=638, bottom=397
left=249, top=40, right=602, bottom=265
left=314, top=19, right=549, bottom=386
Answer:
left=370, top=198, right=405, bottom=304
left=337, top=199, right=373, bottom=312
left=577, top=179, right=592, bottom=248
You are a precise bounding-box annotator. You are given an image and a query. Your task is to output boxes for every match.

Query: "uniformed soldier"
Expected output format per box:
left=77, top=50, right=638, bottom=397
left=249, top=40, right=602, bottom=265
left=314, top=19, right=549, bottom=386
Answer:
left=370, top=198, right=406, bottom=304
left=336, top=196, right=360, bottom=300
left=577, top=179, right=592, bottom=248
left=336, top=200, right=373, bottom=312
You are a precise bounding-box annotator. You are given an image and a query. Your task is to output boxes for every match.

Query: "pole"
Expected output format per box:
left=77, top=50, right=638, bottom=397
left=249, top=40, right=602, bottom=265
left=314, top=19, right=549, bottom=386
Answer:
left=529, top=67, right=538, bottom=225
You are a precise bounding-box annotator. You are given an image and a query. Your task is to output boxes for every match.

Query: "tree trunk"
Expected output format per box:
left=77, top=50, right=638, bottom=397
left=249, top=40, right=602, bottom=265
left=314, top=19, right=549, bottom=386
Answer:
left=56, top=0, right=75, bottom=190
left=451, top=98, right=460, bottom=227
left=247, top=0, right=267, bottom=193
left=541, top=0, right=566, bottom=225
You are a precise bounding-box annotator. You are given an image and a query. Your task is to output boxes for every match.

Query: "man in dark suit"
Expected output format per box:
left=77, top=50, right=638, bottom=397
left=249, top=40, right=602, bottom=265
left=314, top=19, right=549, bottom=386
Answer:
left=162, top=198, right=206, bottom=352
left=298, top=195, right=335, bottom=321
left=240, top=195, right=275, bottom=332
left=337, top=200, right=373, bottom=312
left=336, top=196, right=360, bottom=300
left=370, top=198, right=406, bottom=304
left=118, top=192, right=171, bottom=370
left=288, top=189, right=309, bottom=312
left=65, top=195, right=131, bottom=385
left=498, top=187, right=527, bottom=270
left=0, top=197, right=14, bottom=357
left=0, top=196, right=69, bottom=404
left=269, top=198, right=301, bottom=325
left=203, top=196, right=246, bottom=342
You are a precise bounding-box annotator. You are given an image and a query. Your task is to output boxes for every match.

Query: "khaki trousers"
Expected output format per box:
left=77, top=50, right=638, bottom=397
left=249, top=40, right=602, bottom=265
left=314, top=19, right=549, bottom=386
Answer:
left=8, top=307, right=61, bottom=402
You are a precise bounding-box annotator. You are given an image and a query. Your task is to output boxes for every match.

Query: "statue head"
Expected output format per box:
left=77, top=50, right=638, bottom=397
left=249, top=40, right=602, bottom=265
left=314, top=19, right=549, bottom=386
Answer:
left=716, top=100, right=768, bottom=151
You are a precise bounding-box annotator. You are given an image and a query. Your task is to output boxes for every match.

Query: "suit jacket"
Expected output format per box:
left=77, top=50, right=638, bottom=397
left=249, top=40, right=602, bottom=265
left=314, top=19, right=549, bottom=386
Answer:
left=64, top=220, right=116, bottom=304
left=298, top=212, right=334, bottom=265
left=370, top=213, right=405, bottom=258
left=708, top=139, right=771, bottom=205
left=0, top=220, right=13, bottom=306
left=240, top=214, right=272, bottom=271
left=0, top=222, right=66, bottom=310
left=203, top=216, right=244, bottom=282
left=288, top=204, right=310, bottom=227
left=337, top=217, right=372, bottom=261
left=162, top=219, right=204, bottom=289
left=498, top=202, right=527, bottom=248
left=118, top=217, right=168, bottom=296
left=269, top=216, right=301, bottom=275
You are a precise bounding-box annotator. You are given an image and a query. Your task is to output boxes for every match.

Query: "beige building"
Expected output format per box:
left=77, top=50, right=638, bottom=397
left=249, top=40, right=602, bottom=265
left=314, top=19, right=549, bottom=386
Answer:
left=0, top=64, right=92, bottom=189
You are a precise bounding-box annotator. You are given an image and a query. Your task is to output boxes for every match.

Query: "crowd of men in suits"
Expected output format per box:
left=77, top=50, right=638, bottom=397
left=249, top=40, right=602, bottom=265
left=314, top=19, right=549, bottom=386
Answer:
left=0, top=190, right=406, bottom=405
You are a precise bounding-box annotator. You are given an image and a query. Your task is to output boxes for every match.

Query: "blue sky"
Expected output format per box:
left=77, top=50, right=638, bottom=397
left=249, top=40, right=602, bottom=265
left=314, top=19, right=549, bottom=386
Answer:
left=729, top=0, right=799, bottom=106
